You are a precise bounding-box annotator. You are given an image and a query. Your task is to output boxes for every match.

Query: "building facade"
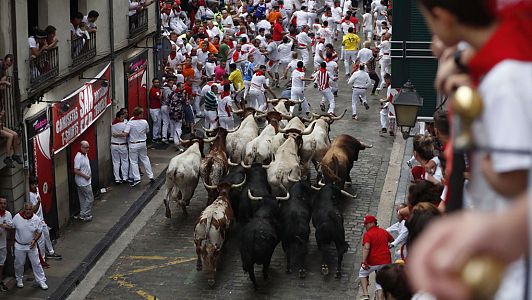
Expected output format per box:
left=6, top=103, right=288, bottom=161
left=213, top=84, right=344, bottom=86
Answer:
left=0, top=0, right=160, bottom=234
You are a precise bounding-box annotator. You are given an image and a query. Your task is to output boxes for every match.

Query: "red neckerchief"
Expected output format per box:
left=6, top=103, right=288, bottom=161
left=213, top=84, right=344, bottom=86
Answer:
left=255, top=70, right=264, bottom=76
left=0, top=210, right=5, bottom=217
left=169, top=52, right=177, bottom=59
left=296, top=67, right=304, bottom=72
left=319, top=67, right=327, bottom=72
left=221, top=91, right=230, bottom=98
left=112, top=118, right=122, bottom=125
left=232, top=50, right=240, bottom=62
left=468, top=2, right=532, bottom=85
left=19, top=211, right=32, bottom=220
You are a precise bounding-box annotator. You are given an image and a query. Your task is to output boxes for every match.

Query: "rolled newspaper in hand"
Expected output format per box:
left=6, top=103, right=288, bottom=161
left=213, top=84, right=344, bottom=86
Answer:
left=461, top=256, right=505, bottom=300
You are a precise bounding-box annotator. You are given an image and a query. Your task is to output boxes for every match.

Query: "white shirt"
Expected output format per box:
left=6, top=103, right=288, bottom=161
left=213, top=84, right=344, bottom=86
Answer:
left=257, top=20, right=272, bottom=33
left=317, top=27, right=334, bottom=45
left=314, top=43, right=325, bottom=62
left=28, top=36, right=39, bottom=49
left=29, top=191, right=44, bottom=220
left=111, top=120, right=128, bottom=144
left=13, top=213, right=42, bottom=251
left=222, top=16, right=234, bottom=28
left=291, top=69, right=306, bottom=88
left=379, top=40, right=391, bottom=60
left=278, top=42, right=293, bottom=63
left=250, top=73, right=267, bottom=92
left=363, top=12, right=373, bottom=30
left=357, top=48, right=374, bottom=64
left=0, top=211, right=13, bottom=248
left=217, top=95, right=233, bottom=117
left=341, top=21, right=354, bottom=34
left=347, top=70, right=371, bottom=88
left=125, top=118, right=150, bottom=143
left=82, top=16, right=97, bottom=30
left=296, top=32, right=312, bottom=47
left=293, top=10, right=308, bottom=27
left=267, top=41, right=280, bottom=61
left=386, top=220, right=408, bottom=248
left=287, top=59, right=299, bottom=72
left=326, top=60, right=338, bottom=75
left=74, top=152, right=92, bottom=186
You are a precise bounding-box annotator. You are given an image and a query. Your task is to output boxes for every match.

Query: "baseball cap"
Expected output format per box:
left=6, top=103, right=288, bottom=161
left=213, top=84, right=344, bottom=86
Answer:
left=363, top=215, right=377, bottom=224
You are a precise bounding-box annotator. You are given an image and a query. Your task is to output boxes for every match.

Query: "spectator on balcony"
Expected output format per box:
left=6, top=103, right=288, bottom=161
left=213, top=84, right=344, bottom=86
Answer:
left=0, top=109, right=23, bottom=169
left=70, top=12, right=84, bottom=38
left=28, top=30, right=49, bottom=59
left=129, top=0, right=155, bottom=16
left=45, top=25, right=58, bottom=48
left=0, top=54, right=14, bottom=88
left=83, top=10, right=99, bottom=33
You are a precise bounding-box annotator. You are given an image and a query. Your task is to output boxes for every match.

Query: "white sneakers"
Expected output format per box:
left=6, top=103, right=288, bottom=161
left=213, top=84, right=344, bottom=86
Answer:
left=16, top=280, right=48, bottom=290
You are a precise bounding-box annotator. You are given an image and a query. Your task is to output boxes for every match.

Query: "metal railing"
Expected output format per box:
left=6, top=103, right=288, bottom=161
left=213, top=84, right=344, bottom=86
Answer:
left=391, top=41, right=436, bottom=59
left=0, top=76, right=19, bottom=129
left=129, top=9, right=149, bottom=39
left=71, top=31, right=97, bottom=66
left=29, top=46, right=59, bottom=87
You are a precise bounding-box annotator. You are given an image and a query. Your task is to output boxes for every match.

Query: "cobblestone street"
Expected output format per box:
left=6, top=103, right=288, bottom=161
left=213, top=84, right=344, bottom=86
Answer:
left=85, top=72, right=395, bottom=300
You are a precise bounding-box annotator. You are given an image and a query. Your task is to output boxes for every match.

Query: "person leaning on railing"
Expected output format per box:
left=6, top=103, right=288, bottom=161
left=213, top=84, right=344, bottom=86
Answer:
left=0, top=54, right=14, bottom=89
left=0, top=109, right=23, bottom=168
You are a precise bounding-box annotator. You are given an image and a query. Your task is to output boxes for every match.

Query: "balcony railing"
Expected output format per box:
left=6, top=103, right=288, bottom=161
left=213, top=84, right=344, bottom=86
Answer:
left=0, top=76, right=19, bottom=129
left=29, top=46, right=59, bottom=87
left=129, top=9, right=148, bottom=39
left=71, top=31, right=97, bottom=66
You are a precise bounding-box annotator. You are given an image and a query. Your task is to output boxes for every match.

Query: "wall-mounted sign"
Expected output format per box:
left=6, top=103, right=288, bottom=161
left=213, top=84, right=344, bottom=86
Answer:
left=26, top=108, right=49, bottom=140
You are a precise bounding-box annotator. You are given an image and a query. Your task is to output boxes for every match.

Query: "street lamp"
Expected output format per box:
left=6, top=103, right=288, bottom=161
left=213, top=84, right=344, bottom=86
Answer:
left=393, top=80, right=423, bottom=139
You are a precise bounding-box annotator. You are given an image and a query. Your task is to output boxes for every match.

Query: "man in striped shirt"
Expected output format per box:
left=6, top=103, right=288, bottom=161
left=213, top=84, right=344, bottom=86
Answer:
left=315, top=61, right=337, bottom=115
left=203, top=84, right=220, bottom=130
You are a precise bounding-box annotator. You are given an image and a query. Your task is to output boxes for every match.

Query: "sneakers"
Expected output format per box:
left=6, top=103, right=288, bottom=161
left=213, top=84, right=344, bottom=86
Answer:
left=149, top=178, right=155, bottom=183
left=320, top=102, right=326, bottom=111
left=130, top=180, right=141, bottom=187
left=16, top=280, right=23, bottom=288
left=352, top=114, right=358, bottom=120
left=161, top=139, right=169, bottom=144
left=11, top=155, right=23, bottom=164
left=333, top=91, right=338, bottom=97
left=3, top=157, right=14, bottom=168
left=39, top=282, right=48, bottom=290
left=47, top=252, right=62, bottom=260
left=81, top=216, right=93, bottom=222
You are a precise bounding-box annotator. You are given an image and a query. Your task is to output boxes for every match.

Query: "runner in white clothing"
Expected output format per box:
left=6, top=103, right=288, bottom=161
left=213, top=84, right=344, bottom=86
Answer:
left=248, top=65, right=277, bottom=110
left=290, top=61, right=314, bottom=114
left=347, top=65, right=372, bottom=119
left=111, top=111, right=129, bottom=183
left=122, top=107, right=154, bottom=186
left=0, top=197, right=12, bottom=291
left=296, top=26, right=313, bottom=66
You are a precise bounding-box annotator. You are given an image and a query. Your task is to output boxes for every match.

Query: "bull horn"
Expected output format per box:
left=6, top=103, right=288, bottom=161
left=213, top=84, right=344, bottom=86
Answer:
left=287, top=170, right=299, bottom=183
left=233, top=109, right=244, bottom=114
left=317, top=179, right=325, bottom=186
left=231, top=174, right=246, bottom=188
left=288, top=99, right=304, bottom=104
left=361, top=142, right=373, bottom=148
left=226, top=124, right=240, bottom=133
left=228, top=157, right=239, bottom=166
left=312, top=112, right=321, bottom=118
left=330, top=109, right=347, bottom=121
left=241, top=160, right=252, bottom=169
left=202, top=126, right=216, bottom=133
left=266, top=98, right=281, bottom=104
left=275, top=185, right=290, bottom=201
left=262, top=162, right=270, bottom=169
left=203, top=180, right=218, bottom=190
left=301, top=122, right=316, bottom=135
left=178, top=136, right=191, bottom=144
left=310, top=185, right=321, bottom=191
left=203, top=135, right=218, bottom=143
left=247, top=189, right=263, bottom=201
left=300, top=115, right=314, bottom=123
left=341, top=189, right=357, bottom=199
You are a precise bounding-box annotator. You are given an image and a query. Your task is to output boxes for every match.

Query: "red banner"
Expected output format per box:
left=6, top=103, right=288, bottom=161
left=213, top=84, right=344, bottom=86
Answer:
left=52, top=63, right=111, bottom=153
left=33, top=128, right=54, bottom=214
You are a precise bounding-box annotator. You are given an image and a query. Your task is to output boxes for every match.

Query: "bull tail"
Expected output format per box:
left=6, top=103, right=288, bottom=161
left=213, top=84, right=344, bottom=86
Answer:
left=204, top=213, right=214, bottom=241
left=322, top=156, right=342, bottom=183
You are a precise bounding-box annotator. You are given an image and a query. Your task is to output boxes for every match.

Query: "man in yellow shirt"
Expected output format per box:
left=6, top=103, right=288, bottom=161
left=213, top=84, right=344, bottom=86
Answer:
left=342, top=27, right=361, bottom=76
left=228, top=63, right=245, bottom=106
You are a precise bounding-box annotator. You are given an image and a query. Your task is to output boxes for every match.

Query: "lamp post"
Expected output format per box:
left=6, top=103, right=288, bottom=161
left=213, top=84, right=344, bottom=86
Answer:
left=392, top=80, right=423, bottom=139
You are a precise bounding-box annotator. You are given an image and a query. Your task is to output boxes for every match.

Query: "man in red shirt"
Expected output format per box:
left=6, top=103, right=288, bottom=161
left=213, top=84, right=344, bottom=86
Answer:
left=359, top=215, right=394, bottom=300
left=272, top=19, right=287, bottom=44
left=148, top=78, right=162, bottom=142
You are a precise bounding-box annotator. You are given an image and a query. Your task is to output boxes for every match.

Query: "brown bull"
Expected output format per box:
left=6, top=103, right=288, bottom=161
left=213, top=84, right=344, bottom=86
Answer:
left=200, top=128, right=232, bottom=205
left=320, top=135, right=372, bottom=188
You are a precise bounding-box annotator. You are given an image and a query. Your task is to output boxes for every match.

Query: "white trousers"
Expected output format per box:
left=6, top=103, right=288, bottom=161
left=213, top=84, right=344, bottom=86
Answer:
left=320, top=88, right=335, bottom=114
left=111, top=144, right=129, bottom=181
left=149, top=108, right=162, bottom=139
left=297, top=48, right=310, bottom=66
left=37, top=224, right=55, bottom=259
left=290, top=87, right=309, bottom=114
left=244, top=81, right=251, bottom=99
left=15, top=247, right=46, bottom=283
left=129, top=143, right=154, bottom=181
left=379, top=59, right=391, bottom=89
left=351, top=88, right=367, bottom=116
left=248, top=89, right=265, bottom=110
left=160, top=105, right=172, bottom=140
left=344, top=50, right=358, bottom=74
left=170, top=119, right=182, bottom=145
left=219, top=116, right=234, bottom=130
left=204, top=110, right=218, bottom=129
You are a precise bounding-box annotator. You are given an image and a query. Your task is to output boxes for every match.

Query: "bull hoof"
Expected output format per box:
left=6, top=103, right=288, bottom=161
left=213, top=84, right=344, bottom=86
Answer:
left=321, top=265, right=329, bottom=276
left=335, top=271, right=342, bottom=279
left=164, top=200, right=171, bottom=218
left=208, top=279, right=215, bottom=287
left=299, top=269, right=307, bottom=279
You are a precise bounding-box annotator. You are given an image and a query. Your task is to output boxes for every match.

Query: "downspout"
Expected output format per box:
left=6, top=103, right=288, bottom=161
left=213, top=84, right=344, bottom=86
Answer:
left=155, top=0, right=162, bottom=80
left=109, top=0, right=116, bottom=103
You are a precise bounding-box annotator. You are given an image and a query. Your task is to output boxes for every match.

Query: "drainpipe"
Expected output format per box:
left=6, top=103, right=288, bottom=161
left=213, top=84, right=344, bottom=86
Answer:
left=10, top=0, right=21, bottom=124
left=108, top=0, right=116, bottom=103
left=155, top=0, right=162, bottom=80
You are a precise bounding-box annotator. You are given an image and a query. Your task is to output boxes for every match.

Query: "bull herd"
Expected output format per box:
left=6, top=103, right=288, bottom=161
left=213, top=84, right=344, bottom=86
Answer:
left=162, top=99, right=372, bottom=289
